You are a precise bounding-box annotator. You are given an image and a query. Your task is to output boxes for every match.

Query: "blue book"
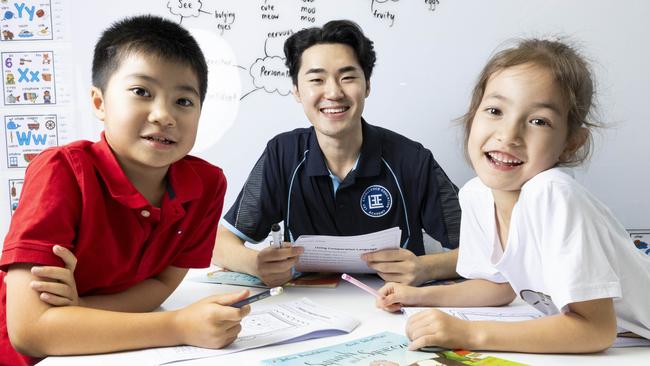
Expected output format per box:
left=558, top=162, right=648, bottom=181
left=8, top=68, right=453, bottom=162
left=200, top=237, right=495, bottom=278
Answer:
left=261, top=331, right=433, bottom=366
left=196, top=269, right=268, bottom=288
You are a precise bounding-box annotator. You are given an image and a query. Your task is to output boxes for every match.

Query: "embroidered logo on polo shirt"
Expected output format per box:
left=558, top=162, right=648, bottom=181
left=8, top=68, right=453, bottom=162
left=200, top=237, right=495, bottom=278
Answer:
left=360, top=185, right=392, bottom=217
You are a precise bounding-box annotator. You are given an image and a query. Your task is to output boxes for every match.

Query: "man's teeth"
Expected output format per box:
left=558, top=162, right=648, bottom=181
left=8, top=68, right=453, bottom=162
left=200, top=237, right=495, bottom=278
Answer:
left=144, top=136, right=173, bottom=144
left=487, top=152, right=522, bottom=164
left=321, top=107, right=347, bottom=113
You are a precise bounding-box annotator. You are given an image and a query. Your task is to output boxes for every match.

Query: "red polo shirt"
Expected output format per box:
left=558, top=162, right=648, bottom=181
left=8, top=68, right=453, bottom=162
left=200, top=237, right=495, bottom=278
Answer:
left=0, top=134, right=226, bottom=366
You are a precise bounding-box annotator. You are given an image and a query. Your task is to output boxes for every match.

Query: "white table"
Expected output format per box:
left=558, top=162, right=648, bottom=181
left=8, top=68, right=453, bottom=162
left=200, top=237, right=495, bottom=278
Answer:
left=38, top=269, right=650, bottom=365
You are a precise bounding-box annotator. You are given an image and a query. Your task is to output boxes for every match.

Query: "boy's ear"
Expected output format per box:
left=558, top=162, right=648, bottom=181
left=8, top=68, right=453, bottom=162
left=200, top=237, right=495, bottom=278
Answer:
left=561, top=127, right=588, bottom=162
left=90, top=86, right=106, bottom=121
left=291, top=84, right=301, bottom=103
left=365, top=79, right=371, bottom=98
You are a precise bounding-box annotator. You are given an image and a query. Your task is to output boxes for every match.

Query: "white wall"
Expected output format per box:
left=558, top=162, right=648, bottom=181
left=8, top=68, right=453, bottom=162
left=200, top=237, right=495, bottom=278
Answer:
left=2, top=0, right=649, bottom=247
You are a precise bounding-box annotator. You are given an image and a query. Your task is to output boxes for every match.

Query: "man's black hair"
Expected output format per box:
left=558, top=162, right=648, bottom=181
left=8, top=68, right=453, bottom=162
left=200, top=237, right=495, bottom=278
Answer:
left=92, top=15, right=208, bottom=104
left=284, top=20, right=376, bottom=85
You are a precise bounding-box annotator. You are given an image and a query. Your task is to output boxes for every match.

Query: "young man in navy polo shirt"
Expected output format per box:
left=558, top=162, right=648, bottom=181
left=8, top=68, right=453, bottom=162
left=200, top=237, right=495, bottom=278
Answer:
left=0, top=16, right=249, bottom=365
left=213, top=20, right=461, bottom=287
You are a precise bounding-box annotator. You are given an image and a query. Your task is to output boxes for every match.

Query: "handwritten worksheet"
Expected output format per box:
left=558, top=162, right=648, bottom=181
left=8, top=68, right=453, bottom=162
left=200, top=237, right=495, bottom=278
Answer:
left=144, top=298, right=360, bottom=365
left=294, top=227, right=401, bottom=273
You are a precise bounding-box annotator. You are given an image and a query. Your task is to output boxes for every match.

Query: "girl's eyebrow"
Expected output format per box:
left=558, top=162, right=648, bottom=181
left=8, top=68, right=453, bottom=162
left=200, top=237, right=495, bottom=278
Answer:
left=484, top=93, right=563, bottom=115
left=484, top=92, right=508, bottom=102
left=530, top=101, right=563, bottom=115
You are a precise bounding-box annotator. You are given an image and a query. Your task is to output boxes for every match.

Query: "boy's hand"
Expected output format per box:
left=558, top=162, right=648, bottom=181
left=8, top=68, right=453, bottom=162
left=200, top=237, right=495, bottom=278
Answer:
left=406, top=308, right=473, bottom=351
left=363, top=248, right=426, bottom=285
left=175, top=290, right=252, bottom=349
left=255, top=246, right=304, bottom=287
left=376, top=282, right=422, bottom=312
left=30, top=245, right=81, bottom=307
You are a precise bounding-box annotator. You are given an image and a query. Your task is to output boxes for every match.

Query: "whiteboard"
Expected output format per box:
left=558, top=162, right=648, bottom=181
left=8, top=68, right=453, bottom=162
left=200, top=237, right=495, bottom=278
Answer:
left=2, top=0, right=649, bottom=246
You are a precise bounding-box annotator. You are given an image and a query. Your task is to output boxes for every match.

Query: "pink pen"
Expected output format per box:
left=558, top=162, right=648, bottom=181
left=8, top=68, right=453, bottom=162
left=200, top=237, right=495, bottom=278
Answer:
left=341, top=273, right=380, bottom=298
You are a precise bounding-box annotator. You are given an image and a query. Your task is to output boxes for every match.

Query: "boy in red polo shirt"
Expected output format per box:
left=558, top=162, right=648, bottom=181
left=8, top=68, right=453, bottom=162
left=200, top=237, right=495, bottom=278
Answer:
left=0, top=15, right=250, bottom=366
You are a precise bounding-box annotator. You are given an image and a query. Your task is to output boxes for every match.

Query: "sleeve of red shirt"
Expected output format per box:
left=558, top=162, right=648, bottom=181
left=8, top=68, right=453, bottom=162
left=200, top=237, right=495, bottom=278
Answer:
left=171, top=166, right=226, bottom=268
left=0, top=149, right=81, bottom=271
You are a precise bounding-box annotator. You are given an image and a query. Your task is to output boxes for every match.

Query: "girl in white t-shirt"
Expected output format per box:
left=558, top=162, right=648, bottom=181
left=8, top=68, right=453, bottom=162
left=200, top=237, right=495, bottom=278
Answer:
left=376, top=38, right=650, bottom=353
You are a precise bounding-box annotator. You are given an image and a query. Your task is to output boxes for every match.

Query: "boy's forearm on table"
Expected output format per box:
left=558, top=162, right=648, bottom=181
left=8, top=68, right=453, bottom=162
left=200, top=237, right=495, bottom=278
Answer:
left=81, top=266, right=188, bottom=312
left=19, top=306, right=182, bottom=356
left=81, top=278, right=179, bottom=312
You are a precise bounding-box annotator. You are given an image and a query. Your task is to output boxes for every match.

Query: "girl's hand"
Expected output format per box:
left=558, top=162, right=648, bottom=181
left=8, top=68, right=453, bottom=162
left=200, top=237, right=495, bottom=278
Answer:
left=30, top=245, right=81, bottom=306
left=376, top=282, right=422, bottom=312
left=174, top=290, right=251, bottom=349
left=406, top=309, right=474, bottom=350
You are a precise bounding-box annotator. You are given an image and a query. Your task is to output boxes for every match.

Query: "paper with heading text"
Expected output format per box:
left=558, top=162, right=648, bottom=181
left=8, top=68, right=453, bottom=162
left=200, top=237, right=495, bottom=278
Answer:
left=294, top=227, right=401, bottom=273
left=144, top=297, right=360, bottom=365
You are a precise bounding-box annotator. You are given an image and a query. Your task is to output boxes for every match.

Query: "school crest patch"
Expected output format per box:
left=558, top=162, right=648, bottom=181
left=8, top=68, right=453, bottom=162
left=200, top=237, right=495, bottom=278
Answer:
left=360, top=185, right=392, bottom=217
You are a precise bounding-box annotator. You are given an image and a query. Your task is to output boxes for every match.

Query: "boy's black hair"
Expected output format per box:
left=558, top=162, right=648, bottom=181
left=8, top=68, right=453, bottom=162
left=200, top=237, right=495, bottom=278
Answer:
left=92, top=15, right=208, bottom=104
left=284, top=20, right=376, bottom=85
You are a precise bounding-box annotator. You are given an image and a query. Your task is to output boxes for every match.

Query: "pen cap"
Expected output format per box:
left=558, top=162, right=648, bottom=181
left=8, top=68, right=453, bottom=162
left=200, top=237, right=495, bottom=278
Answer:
left=271, top=223, right=282, bottom=246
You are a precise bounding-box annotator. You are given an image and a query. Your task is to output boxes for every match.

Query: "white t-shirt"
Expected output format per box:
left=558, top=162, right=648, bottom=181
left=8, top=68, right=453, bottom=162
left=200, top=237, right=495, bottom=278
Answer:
left=457, top=167, right=650, bottom=338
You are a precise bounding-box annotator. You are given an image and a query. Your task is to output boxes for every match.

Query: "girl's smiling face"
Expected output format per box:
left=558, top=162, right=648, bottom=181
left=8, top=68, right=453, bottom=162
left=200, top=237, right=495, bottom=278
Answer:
left=468, top=63, right=572, bottom=196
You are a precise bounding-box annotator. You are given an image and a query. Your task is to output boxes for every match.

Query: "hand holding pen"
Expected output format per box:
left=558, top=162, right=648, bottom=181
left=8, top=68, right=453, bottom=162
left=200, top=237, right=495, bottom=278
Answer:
left=254, top=224, right=304, bottom=287
left=375, top=281, right=422, bottom=313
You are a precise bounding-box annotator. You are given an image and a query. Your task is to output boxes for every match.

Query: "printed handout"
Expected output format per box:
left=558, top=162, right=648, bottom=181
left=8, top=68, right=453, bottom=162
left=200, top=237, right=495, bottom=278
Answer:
left=144, top=297, right=360, bottom=365
left=294, top=227, right=401, bottom=273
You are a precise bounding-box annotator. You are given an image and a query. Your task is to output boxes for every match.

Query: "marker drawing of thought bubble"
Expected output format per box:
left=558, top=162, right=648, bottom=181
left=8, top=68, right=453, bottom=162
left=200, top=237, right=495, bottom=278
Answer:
left=249, top=56, right=291, bottom=96
left=167, top=0, right=202, bottom=18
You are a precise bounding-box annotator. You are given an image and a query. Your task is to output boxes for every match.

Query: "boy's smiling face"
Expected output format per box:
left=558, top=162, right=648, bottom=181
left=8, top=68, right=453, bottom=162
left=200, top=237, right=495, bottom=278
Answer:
left=91, top=53, right=201, bottom=178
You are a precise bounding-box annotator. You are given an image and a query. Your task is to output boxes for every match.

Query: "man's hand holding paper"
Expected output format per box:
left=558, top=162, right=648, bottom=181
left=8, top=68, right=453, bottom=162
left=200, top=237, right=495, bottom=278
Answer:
left=363, top=248, right=427, bottom=285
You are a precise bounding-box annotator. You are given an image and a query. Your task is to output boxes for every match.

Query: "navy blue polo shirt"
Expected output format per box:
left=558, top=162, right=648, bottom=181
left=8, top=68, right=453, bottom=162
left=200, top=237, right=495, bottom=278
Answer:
left=222, top=120, right=460, bottom=256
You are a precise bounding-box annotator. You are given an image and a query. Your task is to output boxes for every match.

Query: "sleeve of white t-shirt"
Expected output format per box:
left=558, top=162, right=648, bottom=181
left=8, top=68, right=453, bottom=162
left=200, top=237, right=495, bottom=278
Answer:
left=529, top=178, right=622, bottom=312
left=456, top=178, right=508, bottom=283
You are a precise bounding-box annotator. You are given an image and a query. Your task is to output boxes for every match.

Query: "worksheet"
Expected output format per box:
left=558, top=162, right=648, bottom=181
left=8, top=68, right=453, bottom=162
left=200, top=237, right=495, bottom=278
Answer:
left=294, top=227, right=401, bottom=273
left=145, top=298, right=360, bottom=365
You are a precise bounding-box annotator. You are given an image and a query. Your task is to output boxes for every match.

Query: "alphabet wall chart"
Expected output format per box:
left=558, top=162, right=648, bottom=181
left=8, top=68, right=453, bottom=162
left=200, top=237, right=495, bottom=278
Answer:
left=1, top=0, right=75, bottom=237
